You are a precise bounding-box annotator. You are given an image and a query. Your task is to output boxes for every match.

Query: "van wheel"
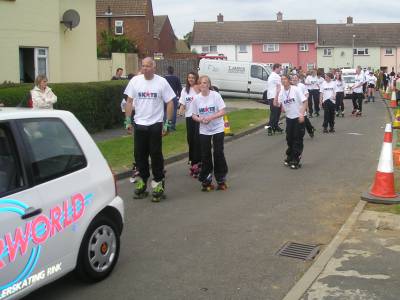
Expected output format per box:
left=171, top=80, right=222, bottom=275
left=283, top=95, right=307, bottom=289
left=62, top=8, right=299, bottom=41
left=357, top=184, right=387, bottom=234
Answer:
left=212, top=86, right=219, bottom=92
left=75, top=214, right=120, bottom=282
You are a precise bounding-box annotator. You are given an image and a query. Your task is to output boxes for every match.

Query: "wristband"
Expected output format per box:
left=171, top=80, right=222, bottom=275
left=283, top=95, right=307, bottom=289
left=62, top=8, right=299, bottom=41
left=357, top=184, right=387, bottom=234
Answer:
left=163, top=120, right=173, bottom=132
left=124, top=116, right=132, bottom=129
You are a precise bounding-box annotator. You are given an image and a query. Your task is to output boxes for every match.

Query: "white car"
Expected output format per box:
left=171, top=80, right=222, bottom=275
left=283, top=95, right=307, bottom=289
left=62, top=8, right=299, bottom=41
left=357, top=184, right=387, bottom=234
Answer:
left=0, top=108, right=124, bottom=299
left=343, top=75, right=356, bottom=98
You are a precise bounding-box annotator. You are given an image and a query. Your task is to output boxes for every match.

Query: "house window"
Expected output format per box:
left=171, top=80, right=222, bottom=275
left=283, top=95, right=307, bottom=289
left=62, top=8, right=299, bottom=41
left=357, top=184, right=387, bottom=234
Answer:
left=115, top=20, right=124, bottom=35
left=353, top=48, right=369, bottom=56
left=201, top=45, right=217, bottom=53
left=263, top=44, right=279, bottom=52
left=299, top=43, right=309, bottom=52
left=385, top=48, right=394, bottom=55
left=238, top=45, right=247, bottom=53
left=323, top=48, right=332, bottom=56
left=209, top=45, right=217, bottom=53
left=307, top=63, right=315, bottom=70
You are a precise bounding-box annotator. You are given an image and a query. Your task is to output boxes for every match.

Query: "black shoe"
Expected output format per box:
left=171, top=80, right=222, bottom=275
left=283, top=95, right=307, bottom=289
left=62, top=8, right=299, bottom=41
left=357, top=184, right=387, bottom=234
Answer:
left=284, top=158, right=290, bottom=166
left=329, top=128, right=335, bottom=133
left=275, top=126, right=284, bottom=133
left=323, top=128, right=328, bottom=133
left=315, top=112, right=320, bottom=117
left=309, top=127, right=315, bottom=138
left=290, top=162, right=302, bottom=169
left=336, top=111, right=340, bottom=117
left=267, top=127, right=273, bottom=136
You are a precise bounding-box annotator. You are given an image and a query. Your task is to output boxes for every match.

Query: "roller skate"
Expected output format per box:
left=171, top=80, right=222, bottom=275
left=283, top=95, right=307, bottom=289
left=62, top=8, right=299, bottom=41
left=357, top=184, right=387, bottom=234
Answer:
left=284, top=157, right=290, bottom=167
left=274, top=126, right=284, bottom=134
left=308, top=127, right=315, bottom=138
left=190, top=163, right=201, bottom=178
left=341, top=111, right=345, bottom=117
left=201, top=174, right=214, bottom=192
left=336, top=111, right=340, bottom=117
left=308, top=113, right=313, bottom=118
left=216, top=180, right=228, bottom=191
left=323, top=128, right=328, bottom=133
left=266, top=126, right=273, bottom=136
left=329, top=127, right=335, bottom=133
left=133, top=177, right=148, bottom=199
left=290, top=161, right=302, bottom=170
left=356, top=110, right=362, bottom=117
left=351, top=109, right=357, bottom=116
left=314, top=112, right=320, bottom=117
left=129, top=163, right=140, bottom=183
left=151, top=179, right=166, bottom=202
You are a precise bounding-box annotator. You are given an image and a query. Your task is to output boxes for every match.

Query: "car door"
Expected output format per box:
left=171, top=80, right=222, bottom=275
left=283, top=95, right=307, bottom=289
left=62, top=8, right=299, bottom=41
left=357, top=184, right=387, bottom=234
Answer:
left=0, top=121, right=45, bottom=298
left=15, top=118, right=90, bottom=280
left=249, top=64, right=269, bottom=99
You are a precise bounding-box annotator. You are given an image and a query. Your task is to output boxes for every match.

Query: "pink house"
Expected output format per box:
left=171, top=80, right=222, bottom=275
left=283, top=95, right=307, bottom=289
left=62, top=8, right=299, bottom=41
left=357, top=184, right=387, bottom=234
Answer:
left=252, top=13, right=317, bottom=70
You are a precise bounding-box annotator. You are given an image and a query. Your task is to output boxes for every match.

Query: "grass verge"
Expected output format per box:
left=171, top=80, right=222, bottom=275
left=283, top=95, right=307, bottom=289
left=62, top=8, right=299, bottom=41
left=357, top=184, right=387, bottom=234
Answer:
left=97, top=108, right=268, bottom=172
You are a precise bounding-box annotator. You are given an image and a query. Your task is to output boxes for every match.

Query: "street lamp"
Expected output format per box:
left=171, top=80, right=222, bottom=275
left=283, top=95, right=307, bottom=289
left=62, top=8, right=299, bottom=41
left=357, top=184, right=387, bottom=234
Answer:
left=352, top=34, right=356, bottom=68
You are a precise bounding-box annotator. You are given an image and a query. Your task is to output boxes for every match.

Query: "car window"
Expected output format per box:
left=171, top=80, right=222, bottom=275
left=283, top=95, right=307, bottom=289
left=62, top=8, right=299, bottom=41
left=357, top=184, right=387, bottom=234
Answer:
left=343, top=76, right=355, bottom=83
left=19, top=118, right=87, bottom=184
left=0, top=124, right=24, bottom=196
left=251, top=65, right=269, bottom=81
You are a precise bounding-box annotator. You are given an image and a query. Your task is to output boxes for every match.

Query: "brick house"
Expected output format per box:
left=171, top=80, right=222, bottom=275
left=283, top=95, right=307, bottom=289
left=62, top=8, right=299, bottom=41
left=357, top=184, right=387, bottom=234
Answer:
left=153, top=15, right=176, bottom=56
left=96, top=0, right=155, bottom=57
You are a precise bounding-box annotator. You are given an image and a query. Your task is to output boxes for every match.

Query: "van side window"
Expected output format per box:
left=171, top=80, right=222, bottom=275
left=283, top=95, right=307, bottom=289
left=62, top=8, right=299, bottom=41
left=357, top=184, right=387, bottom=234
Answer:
left=19, top=118, right=87, bottom=184
left=0, top=124, right=24, bottom=196
left=251, top=65, right=268, bottom=81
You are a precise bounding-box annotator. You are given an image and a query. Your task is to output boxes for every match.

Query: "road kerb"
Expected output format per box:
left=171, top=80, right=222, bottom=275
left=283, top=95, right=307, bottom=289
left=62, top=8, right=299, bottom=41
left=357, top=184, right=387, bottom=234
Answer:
left=282, top=200, right=366, bottom=300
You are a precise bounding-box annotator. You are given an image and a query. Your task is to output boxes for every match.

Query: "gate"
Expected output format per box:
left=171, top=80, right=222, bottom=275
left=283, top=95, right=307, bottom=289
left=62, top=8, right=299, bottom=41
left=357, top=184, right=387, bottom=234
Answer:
left=156, top=59, right=199, bottom=83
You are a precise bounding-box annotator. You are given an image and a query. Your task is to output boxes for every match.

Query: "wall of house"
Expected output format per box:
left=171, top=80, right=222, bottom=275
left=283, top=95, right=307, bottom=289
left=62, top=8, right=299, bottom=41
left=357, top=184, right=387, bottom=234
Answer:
left=317, top=47, right=381, bottom=72
left=156, top=19, right=176, bottom=55
left=0, top=0, right=97, bottom=83
left=252, top=43, right=316, bottom=70
left=191, top=44, right=252, bottom=61
left=380, top=48, right=398, bottom=72
left=97, top=53, right=139, bottom=81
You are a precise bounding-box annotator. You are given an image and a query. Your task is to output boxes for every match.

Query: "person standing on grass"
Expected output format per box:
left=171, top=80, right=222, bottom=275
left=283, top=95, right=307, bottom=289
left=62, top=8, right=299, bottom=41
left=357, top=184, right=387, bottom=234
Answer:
left=274, top=75, right=307, bottom=169
left=334, top=72, right=345, bottom=117
left=124, top=57, right=176, bottom=202
left=266, top=63, right=283, bottom=136
left=192, top=75, right=228, bottom=191
left=178, top=72, right=201, bottom=177
left=305, top=69, right=320, bottom=118
left=320, top=73, right=337, bottom=133
left=164, top=66, right=182, bottom=131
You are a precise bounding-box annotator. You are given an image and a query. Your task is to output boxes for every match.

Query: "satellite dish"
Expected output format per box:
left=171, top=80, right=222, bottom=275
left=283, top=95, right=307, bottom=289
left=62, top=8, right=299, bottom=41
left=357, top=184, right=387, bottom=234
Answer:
left=61, top=9, right=80, bottom=30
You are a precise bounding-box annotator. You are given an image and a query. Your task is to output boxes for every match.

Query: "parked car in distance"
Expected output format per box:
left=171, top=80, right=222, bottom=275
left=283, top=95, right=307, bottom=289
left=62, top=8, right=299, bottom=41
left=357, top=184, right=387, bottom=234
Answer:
left=198, top=59, right=271, bottom=100
left=0, top=108, right=124, bottom=299
left=341, top=68, right=357, bottom=98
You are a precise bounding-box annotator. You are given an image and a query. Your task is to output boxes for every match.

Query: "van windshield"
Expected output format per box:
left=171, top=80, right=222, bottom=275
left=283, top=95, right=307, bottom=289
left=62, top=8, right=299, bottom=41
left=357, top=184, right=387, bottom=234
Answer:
left=343, top=76, right=355, bottom=83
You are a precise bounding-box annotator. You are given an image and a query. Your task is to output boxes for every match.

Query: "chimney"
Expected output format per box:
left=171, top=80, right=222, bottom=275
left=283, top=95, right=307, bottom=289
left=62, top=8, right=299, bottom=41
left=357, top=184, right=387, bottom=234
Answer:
left=217, top=13, right=224, bottom=23
left=346, top=16, right=353, bottom=25
left=277, top=11, right=283, bottom=22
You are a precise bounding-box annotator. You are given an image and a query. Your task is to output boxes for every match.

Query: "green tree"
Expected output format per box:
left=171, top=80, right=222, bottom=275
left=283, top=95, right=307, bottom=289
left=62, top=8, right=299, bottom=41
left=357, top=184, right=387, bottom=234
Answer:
left=97, top=31, right=138, bottom=58
left=183, top=31, right=193, bottom=48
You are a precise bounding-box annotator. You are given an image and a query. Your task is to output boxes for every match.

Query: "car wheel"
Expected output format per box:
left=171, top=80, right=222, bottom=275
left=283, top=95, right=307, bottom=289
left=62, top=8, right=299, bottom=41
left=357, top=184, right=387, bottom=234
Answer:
left=75, top=214, right=120, bottom=282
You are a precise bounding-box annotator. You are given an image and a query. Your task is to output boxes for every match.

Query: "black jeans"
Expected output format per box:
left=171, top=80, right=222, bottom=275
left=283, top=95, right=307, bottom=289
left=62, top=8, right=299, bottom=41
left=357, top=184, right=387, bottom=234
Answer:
left=199, top=132, right=228, bottom=183
left=268, top=100, right=281, bottom=129
left=134, top=122, right=164, bottom=182
left=352, top=92, right=364, bottom=112
left=308, top=89, right=320, bottom=115
left=285, top=117, right=305, bottom=164
left=323, top=100, right=336, bottom=129
left=186, top=117, right=201, bottom=165
left=336, top=92, right=344, bottom=112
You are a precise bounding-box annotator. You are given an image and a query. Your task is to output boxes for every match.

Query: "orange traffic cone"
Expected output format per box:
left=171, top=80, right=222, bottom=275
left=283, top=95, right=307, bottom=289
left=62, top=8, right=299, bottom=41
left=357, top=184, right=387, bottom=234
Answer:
left=361, top=124, right=400, bottom=204
left=385, top=86, right=391, bottom=100
left=390, top=91, right=398, bottom=108
left=224, top=115, right=233, bottom=136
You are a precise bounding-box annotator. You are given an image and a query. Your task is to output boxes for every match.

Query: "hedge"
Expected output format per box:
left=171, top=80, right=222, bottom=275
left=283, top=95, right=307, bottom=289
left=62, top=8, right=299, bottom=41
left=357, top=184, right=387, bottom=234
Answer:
left=0, top=81, right=128, bottom=133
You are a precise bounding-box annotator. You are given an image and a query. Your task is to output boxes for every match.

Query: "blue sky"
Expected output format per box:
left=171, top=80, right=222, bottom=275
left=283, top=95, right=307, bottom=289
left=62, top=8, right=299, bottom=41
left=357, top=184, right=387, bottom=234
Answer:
left=152, top=0, right=400, bottom=38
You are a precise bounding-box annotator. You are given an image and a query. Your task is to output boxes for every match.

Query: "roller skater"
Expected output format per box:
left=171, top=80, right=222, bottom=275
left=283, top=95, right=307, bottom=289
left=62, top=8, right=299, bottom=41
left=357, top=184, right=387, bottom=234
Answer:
left=266, top=63, right=283, bottom=136
left=292, top=74, right=315, bottom=138
left=151, top=179, right=166, bottom=202
left=192, top=75, right=228, bottom=191
left=274, top=75, right=307, bottom=170
left=305, top=69, right=320, bottom=118
left=351, top=66, right=365, bottom=117
left=124, top=57, right=176, bottom=202
left=334, top=72, right=345, bottom=117
left=320, top=73, right=336, bottom=133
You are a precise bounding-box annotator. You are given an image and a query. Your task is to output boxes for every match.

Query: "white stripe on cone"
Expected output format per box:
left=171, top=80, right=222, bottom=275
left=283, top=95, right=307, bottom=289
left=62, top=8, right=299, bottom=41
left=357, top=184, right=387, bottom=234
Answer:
left=377, top=142, right=394, bottom=173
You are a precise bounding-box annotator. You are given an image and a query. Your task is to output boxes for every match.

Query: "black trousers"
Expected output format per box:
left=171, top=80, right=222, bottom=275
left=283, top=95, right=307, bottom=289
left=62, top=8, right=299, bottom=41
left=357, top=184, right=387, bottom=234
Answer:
left=336, top=92, right=344, bottom=112
left=134, top=122, right=164, bottom=182
left=186, top=117, right=201, bottom=165
left=308, top=89, right=320, bottom=114
left=323, top=100, right=336, bottom=129
left=268, top=100, right=281, bottom=129
left=352, top=92, right=364, bottom=112
left=285, top=117, right=305, bottom=164
left=199, top=132, right=228, bottom=183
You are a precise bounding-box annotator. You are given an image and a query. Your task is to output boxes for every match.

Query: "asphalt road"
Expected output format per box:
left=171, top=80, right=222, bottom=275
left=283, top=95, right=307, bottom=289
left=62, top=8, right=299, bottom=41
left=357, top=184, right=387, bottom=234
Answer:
left=29, top=98, right=387, bottom=300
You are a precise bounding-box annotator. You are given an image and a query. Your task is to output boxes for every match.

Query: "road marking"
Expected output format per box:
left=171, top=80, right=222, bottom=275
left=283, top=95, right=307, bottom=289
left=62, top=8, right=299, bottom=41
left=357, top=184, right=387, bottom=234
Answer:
left=347, top=133, right=364, bottom=136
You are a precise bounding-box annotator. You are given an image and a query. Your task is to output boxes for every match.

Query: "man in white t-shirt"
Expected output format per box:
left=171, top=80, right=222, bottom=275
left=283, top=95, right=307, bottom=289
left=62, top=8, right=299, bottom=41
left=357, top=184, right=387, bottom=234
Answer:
left=266, top=63, right=283, bottom=135
left=351, top=66, right=365, bottom=116
left=273, top=74, right=308, bottom=169
left=304, top=69, right=320, bottom=118
left=124, top=57, right=176, bottom=201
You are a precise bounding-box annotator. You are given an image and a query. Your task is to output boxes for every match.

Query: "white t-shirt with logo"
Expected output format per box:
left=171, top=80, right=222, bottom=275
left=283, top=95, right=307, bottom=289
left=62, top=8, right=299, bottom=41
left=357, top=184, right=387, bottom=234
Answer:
left=296, top=83, right=309, bottom=117
left=277, top=85, right=307, bottom=119
left=179, top=87, right=198, bottom=118
left=305, top=75, right=319, bottom=90
left=335, top=80, right=344, bottom=93
left=366, top=75, right=377, bottom=85
left=320, top=81, right=336, bottom=103
left=192, top=91, right=226, bottom=135
left=318, top=77, right=325, bottom=88
left=353, top=73, right=365, bottom=93
left=124, top=74, right=176, bottom=126
left=267, top=71, right=282, bottom=99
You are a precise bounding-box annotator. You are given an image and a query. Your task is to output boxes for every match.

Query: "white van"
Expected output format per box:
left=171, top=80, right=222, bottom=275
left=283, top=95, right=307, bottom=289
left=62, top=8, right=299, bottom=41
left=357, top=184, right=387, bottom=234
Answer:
left=198, top=59, right=271, bottom=100
left=341, top=68, right=357, bottom=98
left=0, top=108, right=124, bottom=299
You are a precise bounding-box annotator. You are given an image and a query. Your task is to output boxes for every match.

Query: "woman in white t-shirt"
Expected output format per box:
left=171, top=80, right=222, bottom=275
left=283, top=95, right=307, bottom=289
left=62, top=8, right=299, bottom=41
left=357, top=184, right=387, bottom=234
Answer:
left=178, top=72, right=201, bottom=177
left=334, top=72, right=345, bottom=117
left=192, top=75, right=228, bottom=190
left=319, top=73, right=337, bottom=133
left=366, top=71, right=377, bottom=103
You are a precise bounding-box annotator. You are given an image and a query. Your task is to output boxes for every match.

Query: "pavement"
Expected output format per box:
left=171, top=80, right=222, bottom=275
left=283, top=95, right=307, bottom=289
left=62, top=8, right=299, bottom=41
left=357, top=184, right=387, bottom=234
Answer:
left=28, top=96, right=394, bottom=300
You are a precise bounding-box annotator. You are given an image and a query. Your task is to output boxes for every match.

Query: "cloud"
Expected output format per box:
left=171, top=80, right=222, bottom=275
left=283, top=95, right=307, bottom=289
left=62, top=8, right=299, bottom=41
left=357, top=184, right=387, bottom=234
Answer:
left=152, top=0, right=400, bottom=38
